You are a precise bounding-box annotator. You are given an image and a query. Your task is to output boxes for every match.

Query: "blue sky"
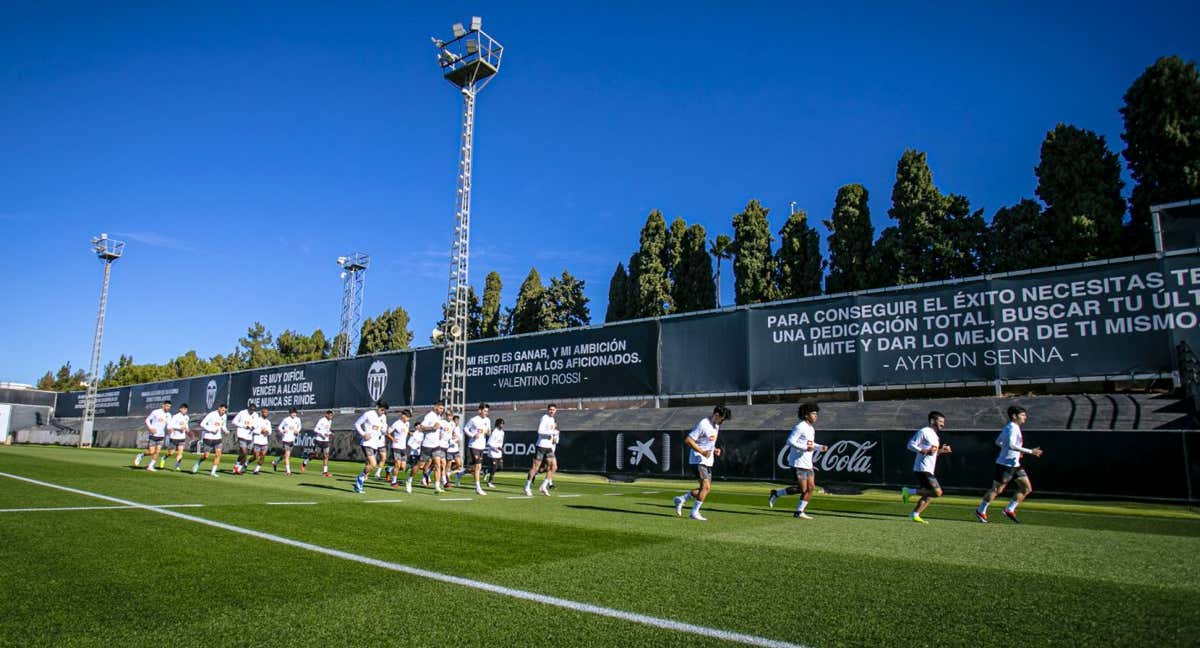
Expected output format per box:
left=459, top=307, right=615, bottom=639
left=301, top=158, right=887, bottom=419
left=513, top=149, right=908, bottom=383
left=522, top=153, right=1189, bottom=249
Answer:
left=2, top=2, right=1197, bottom=385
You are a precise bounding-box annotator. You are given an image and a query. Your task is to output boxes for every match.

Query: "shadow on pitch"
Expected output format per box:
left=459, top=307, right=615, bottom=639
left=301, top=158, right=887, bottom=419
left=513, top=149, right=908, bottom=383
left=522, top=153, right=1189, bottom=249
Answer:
left=638, top=503, right=760, bottom=516
left=566, top=504, right=669, bottom=518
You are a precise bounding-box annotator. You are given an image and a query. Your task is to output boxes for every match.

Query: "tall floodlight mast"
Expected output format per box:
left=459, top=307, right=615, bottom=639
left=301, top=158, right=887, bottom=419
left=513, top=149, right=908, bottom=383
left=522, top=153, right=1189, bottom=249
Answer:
left=430, top=16, right=503, bottom=421
left=337, top=253, right=370, bottom=358
left=81, top=233, right=125, bottom=448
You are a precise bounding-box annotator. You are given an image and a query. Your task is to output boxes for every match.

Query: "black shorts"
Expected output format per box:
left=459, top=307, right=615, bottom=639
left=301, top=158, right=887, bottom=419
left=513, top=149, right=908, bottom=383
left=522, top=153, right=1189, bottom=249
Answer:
left=147, top=435, right=166, bottom=448
left=692, top=464, right=712, bottom=481
left=280, top=441, right=294, bottom=451
left=313, top=440, right=331, bottom=453
left=470, top=449, right=485, bottom=465
left=915, top=471, right=940, bottom=491
left=993, top=464, right=1028, bottom=485
left=409, top=451, right=421, bottom=464
left=361, top=446, right=383, bottom=461
left=201, top=438, right=222, bottom=452
left=534, top=447, right=556, bottom=462
left=390, top=447, right=407, bottom=462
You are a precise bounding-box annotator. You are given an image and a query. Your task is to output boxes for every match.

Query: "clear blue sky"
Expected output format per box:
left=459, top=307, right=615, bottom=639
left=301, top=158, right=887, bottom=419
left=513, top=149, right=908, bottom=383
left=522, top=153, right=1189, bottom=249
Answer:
left=2, top=2, right=1197, bottom=385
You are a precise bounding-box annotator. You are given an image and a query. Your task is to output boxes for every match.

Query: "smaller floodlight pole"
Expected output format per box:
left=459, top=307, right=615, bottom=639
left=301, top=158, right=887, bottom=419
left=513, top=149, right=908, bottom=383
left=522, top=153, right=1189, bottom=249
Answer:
left=81, top=233, right=125, bottom=448
left=337, top=253, right=370, bottom=358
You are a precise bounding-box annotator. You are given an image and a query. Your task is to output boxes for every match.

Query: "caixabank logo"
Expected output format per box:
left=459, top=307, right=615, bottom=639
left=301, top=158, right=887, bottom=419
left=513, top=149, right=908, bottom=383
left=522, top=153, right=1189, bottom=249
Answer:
left=367, top=361, right=388, bottom=402
left=614, top=433, right=672, bottom=472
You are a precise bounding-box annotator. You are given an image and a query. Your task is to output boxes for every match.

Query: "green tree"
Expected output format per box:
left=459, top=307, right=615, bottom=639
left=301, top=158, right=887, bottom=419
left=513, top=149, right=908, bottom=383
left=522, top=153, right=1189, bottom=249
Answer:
left=664, top=216, right=687, bottom=308
left=708, top=234, right=733, bottom=308
left=431, top=288, right=483, bottom=344
left=40, top=361, right=89, bottom=392
left=605, top=263, right=630, bottom=323
left=628, top=210, right=672, bottom=317
left=866, top=227, right=904, bottom=289
left=775, top=208, right=824, bottom=298
left=889, top=149, right=986, bottom=283
left=358, top=308, right=414, bottom=353
left=238, top=322, right=279, bottom=368
left=546, top=271, right=590, bottom=329
left=824, top=183, right=874, bottom=293
left=674, top=224, right=716, bottom=312
left=36, top=371, right=55, bottom=391
left=166, top=350, right=220, bottom=378
left=1121, top=55, right=1200, bottom=253
left=329, top=333, right=350, bottom=360
left=731, top=199, right=776, bottom=304
left=275, top=330, right=332, bottom=364
left=988, top=199, right=1051, bottom=273
left=480, top=271, right=503, bottom=338
left=1036, top=124, right=1126, bottom=262
left=941, top=193, right=989, bottom=278
left=509, top=267, right=549, bottom=335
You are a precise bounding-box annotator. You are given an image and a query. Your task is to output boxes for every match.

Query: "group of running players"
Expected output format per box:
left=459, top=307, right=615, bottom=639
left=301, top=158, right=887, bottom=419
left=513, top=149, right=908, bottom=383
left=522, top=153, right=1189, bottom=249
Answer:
left=136, top=396, right=1042, bottom=522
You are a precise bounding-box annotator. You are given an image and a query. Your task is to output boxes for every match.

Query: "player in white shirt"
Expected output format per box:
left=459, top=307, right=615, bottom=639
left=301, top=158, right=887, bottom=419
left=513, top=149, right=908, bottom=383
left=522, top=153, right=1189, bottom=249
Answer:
left=192, top=404, right=228, bottom=476
left=302, top=410, right=335, bottom=477
left=353, top=400, right=389, bottom=493
left=249, top=406, right=273, bottom=474
left=767, top=403, right=826, bottom=519
left=163, top=403, right=191, bottom=470
left=271, top=408, right=302, bottom=475
left=900, top=411, right=953, bottom=524
left=463, top=403, right=492, bottom=495
left=406, top=426, right=424, bottom=484
left=524, top=404, right=560, bottom=497
left=446, top=414, right=464, bottom=488
left=385, top=409, right=412, bottom=488
left=407, top=401, right=447, bottom=493
left=673, top=406, right=731, bottom=521
left=976, top=406, right=1043, bottom=524
left=231, top=404, right=260, bottom=475
left=136, top=400, right=172, bottom=471
left=484, top=417, right=505, bottom=488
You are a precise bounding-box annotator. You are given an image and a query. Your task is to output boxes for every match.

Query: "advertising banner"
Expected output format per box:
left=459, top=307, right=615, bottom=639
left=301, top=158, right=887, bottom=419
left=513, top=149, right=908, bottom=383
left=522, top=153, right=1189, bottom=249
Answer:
left=660, top=310, right=749, bottom=394
left=228, top=361, right=338, bottom=412
left=55, top=388, right=130, bottom=417
left=334, top=352, right=414, bottom=408
left=129, top=376, right=230, bottom=414
left=748, top=295, right=862, bottom=390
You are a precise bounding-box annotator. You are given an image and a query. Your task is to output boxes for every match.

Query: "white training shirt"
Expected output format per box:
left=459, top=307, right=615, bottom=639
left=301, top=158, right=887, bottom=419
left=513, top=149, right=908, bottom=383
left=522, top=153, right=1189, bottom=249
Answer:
left=687, top=417, right=720, bottom=467
left=536, top=414, right=558, bottom=449
left=786, top=421, right=817, bottom=470
left=388, top=419, right=410, bottom=449
left=252, top=417, right=272, bottom=446
left=407, top=430, right=424, bottom=452
left=447, top=425, right=462, bottom=453
left=167, top=412, right=189, bottom=441
left=355, top=410, right=387, bottom=449
left=200, top=411, right=227, bottom=440
left=421, top=416, right=444, bottom=449
left=313, top=416, right=333, bottom=442
left=438, top=421, right=453, bottom=449
left=145, top=408, right=169, bottom=436
left=908, top=426, right=941, bottom=474
left=278, top=415, right=302, bottom=444
left=995, top=422, right=1032, bottom=467
left=233, top=408, right=258, bottom=441
left=465, top=415, right=491, bottom=450
left=487, top=428, right=505, bottom=459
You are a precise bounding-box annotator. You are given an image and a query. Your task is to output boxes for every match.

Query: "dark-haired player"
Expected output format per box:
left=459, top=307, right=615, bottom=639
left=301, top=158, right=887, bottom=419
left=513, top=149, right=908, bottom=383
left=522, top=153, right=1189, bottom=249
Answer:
left=768, top=403, right=824, bottom=519
left=193, top=403, right=228, bottom=476
left=464, top=403, right=491, bottom=495
left=901, top=411, right=952, bottom=524
left=137, top=400, right=171, bottom=471
left=165, top=403, right=190, bottom=471
left=524, top=404, right=559, bottom=497
left=386, top=409, right=412, bottom=488
left=272, top=408, right=302, bottom=475
left=976, top=406, right=1043, bottom=523
left=673, top=405, right=730, bottom=521
left=353, top=401, right=388, bottom=493
left=302, top=410, right=334, bottom=477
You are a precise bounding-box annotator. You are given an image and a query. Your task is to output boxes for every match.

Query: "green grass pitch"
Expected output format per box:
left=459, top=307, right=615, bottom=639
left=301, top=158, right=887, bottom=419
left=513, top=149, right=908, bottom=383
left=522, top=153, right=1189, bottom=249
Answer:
left=1, top=444, right=1198, bottom=647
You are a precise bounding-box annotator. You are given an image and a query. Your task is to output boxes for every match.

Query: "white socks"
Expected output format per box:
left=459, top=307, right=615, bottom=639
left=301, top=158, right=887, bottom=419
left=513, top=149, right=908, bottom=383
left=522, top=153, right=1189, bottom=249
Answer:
left=691, top=500, right=703, bottom=515
left=797, top=500, right=809, bottom=512
left=1005, top=500, right=1019, bottom=513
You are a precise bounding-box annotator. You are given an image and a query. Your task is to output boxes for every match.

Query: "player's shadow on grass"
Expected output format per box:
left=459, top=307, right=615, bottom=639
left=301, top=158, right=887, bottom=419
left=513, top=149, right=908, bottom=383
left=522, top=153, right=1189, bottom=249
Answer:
left=567, top=505, right=668, bottom=518
left=639, top=503, right=760, bottom=516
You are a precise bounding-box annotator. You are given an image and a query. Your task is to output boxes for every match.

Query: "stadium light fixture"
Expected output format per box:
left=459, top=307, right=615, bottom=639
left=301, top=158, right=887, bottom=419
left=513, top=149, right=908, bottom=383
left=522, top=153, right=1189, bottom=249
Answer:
left=452, top=22, right=466, bottom=38
left=81, top=232, right=125, bottom=448
left=336, top=253, right=370, bottom=358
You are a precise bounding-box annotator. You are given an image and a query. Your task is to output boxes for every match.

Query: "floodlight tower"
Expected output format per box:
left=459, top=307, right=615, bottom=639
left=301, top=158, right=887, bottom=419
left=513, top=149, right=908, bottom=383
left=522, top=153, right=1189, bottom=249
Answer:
left=81, top=233, right=125, bottom=448
left=336, top=253, right=370, bottom=358
left=430, top=16, right=503, bottom=420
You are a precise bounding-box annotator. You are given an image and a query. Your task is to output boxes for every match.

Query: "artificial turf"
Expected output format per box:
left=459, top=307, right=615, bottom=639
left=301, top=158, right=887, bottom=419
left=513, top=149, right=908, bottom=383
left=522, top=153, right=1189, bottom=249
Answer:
left=0, top=444, right=1197, bottom=647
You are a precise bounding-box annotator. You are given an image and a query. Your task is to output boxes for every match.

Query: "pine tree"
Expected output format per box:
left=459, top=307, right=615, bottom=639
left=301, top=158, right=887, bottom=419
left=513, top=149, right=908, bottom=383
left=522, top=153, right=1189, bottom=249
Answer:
left=708, top=234, right=733, bottom=308
left=509, top=268, right=548, bottom=334
left=239, top=323, right=280, bottom=368
left=1035, top=123, right=1126, bottom=262
left=605, top=263, right=630, bottom=322
left=888, top=149, right=986, bottom=283
left=480, top=271, right=503, bottom=338
left=866, top=227, right=904, bottom=289
left=358, top=308, right=413, bottom=353
left=674, top=224, right=716, bottom=312
left=988, top=199, right=1051, bottom=273
left=628, top=211, right=672, bottom=317
left=775, top=208, right=824, bottom=298
left=547, top=271, right=590, bottom=329
left=731, top=199, right=775, bottom=304
left=664, top=216, right=687, bottom=309
left=824, top=184, right=874, bottom=293
left=1121, top=55, right=1200, bottom=254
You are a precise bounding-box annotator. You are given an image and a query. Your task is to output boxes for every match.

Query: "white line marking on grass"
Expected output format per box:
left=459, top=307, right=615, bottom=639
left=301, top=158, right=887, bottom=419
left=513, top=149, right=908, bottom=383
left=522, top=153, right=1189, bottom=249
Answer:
left=439, top=498, right=472, bottom=502
left=640, top=491, right=661, bottom=494
left=363, top=500, right=404, bottom=504
left=265, top=502, right=318, bottom=506
left=505, top=496, right=533, bottom=499
left=0, top=504, right=203, bottom=513
left=603, top=492, right=624, bottom=496
left=557, top=494, right=582, bottom=498
left=0, top=471, right=807, bottom=648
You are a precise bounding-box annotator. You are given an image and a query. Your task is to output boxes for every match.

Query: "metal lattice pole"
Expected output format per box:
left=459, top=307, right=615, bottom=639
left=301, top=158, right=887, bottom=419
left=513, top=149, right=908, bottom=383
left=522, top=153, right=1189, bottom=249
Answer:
left=337, top=253, right=370, bottom=358
left=431, top=17, right=502, bottom=422
left=81, top=234, right=124, bottom=448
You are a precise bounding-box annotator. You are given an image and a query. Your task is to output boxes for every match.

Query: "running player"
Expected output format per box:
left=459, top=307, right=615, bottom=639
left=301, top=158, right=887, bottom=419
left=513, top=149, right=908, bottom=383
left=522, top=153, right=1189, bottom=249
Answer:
left=406, top=425, right=423, bottom=489
left=386, top=409, right=412, bottom=488
left=673, top=405, right=731, bottom=521
left=447, top=414, right=464, bottom=488
left=137, top=400, right=171, bottom=471
left=484, top=417, right=505, bottom=488
left=408, top=402, right=446, bottom=493
left=249, top=406, right=272, bottom=474
left=353, top=400, right=388, bottom=494
left=767, top=403, right=825, bottom=519
left=302, top=410, right=334, bottom=477
left=524, top=404, right=559, bottom=497
left=901, top=411, right=952, bottom=524
left=231, top=403, right=259, bottom=475
left=976, top=406, right=1043, bottom=524
left=272, top=408, right=302, bottom=475
left=165, top=403, right=190, bottom=470
left=193, top=404, right=228, bottom=475
left=464, top=403, right=491, bottom=495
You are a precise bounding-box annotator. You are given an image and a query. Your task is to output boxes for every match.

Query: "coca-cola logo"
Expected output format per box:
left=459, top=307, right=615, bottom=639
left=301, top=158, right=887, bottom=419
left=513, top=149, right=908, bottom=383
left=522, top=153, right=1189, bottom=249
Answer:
left=777, top=439, right=876, bottom=474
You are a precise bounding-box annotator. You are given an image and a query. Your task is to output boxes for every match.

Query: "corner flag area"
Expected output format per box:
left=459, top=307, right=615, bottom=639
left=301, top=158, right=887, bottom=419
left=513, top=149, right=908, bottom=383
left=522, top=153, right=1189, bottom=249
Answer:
left=1, top=445, right=1197, bottom=647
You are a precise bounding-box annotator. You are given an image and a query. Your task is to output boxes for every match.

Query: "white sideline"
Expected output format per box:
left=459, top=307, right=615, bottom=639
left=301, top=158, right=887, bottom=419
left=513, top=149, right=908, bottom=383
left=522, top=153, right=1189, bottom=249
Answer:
left=265, top=502, right=318, bottom=506
left=0, top=470, right=808, bottom=648
left=0, top=504, right=203, bottom=513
